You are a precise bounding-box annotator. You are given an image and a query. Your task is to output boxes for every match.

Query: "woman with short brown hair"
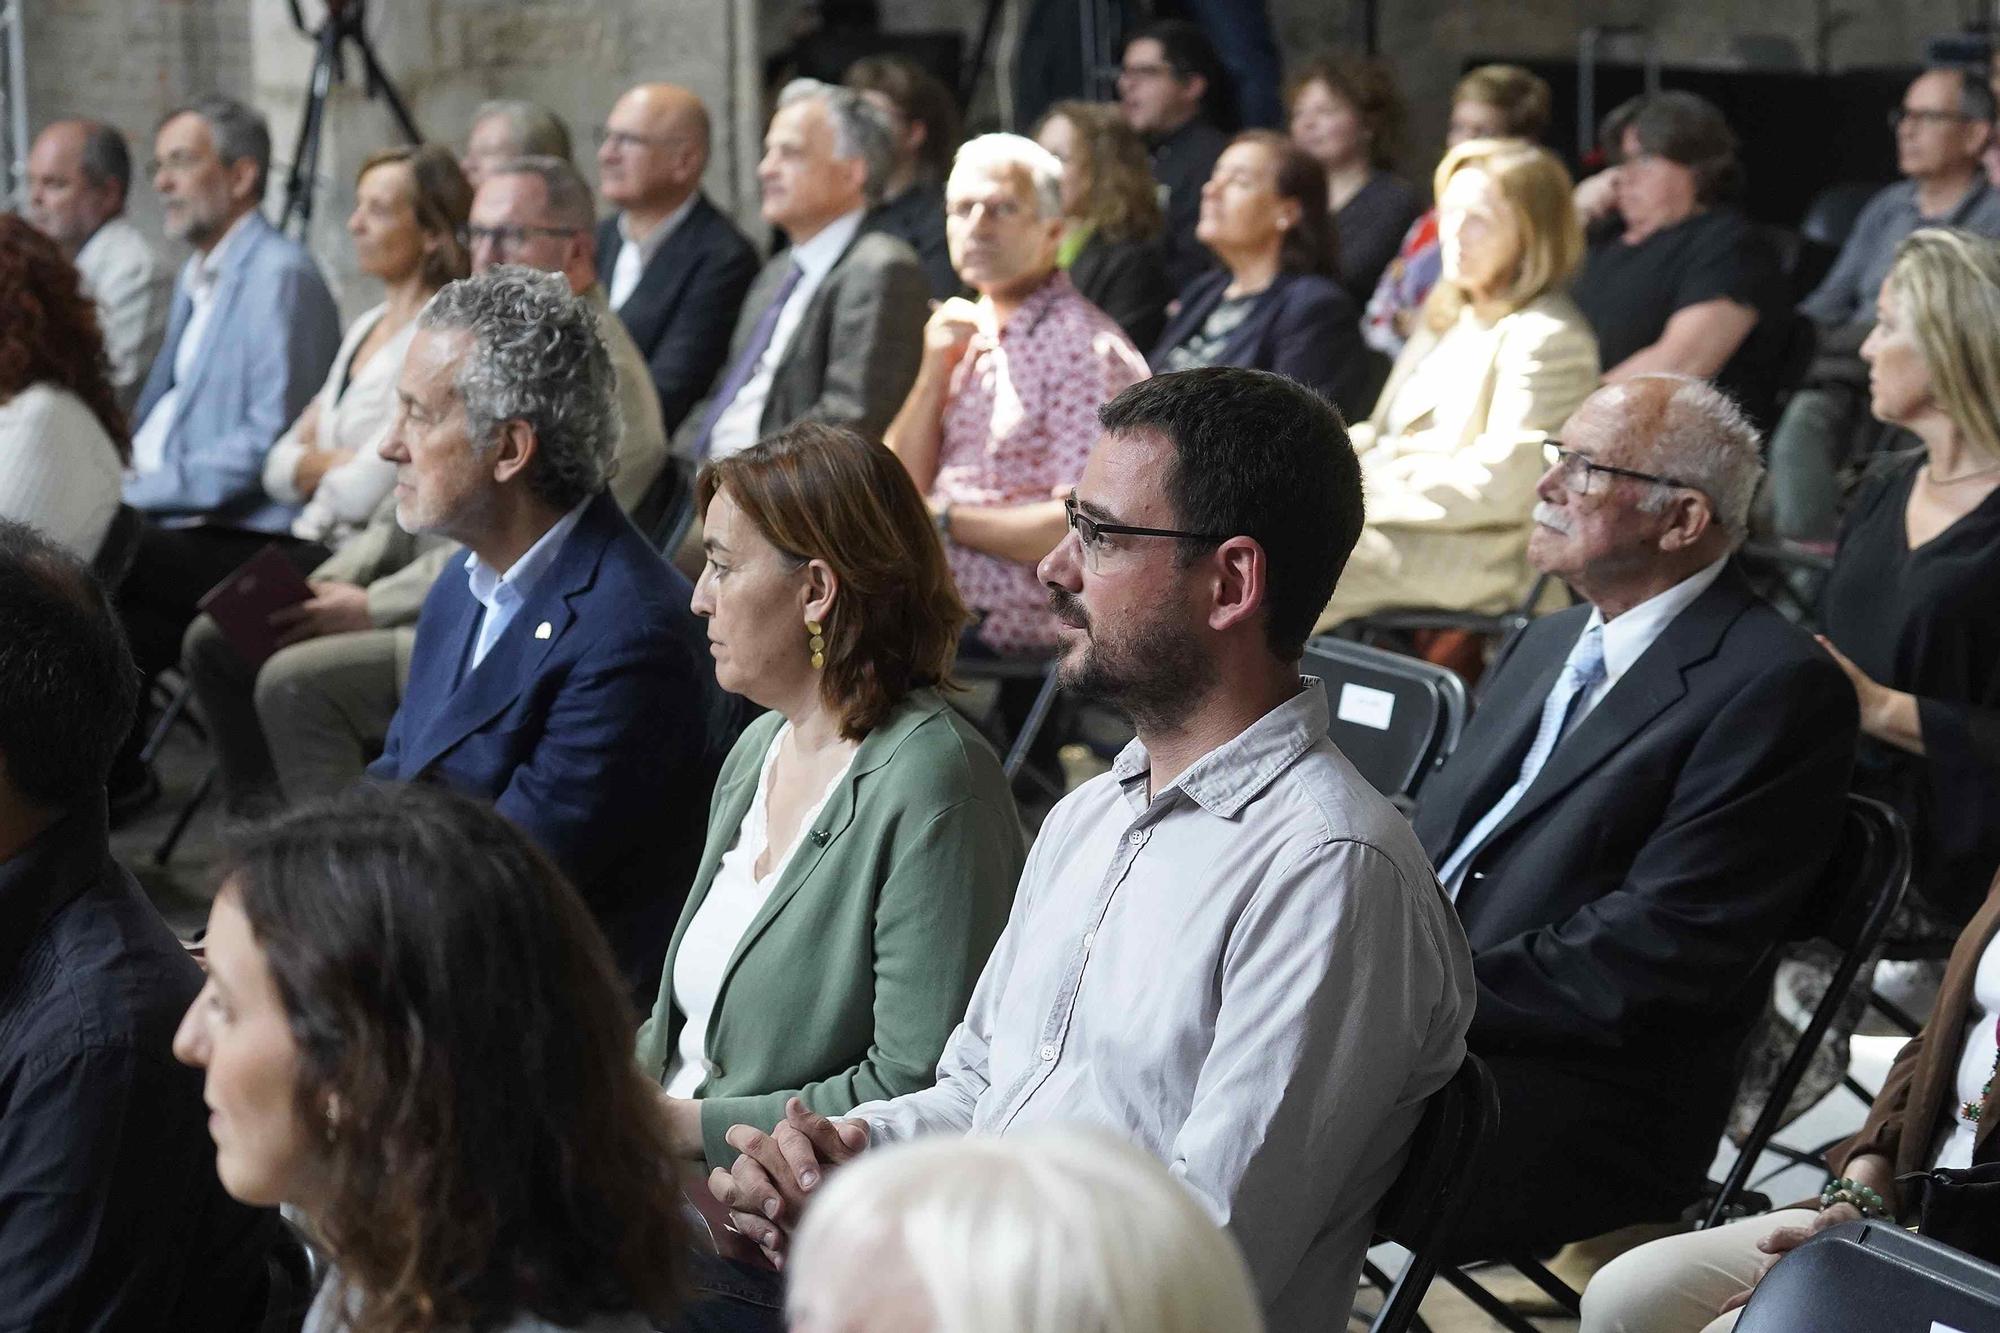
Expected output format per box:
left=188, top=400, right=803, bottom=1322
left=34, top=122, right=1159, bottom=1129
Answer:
left=1286, top=51, right=1424, bottom=302
left=638, top=421, right=1022, bottom=1170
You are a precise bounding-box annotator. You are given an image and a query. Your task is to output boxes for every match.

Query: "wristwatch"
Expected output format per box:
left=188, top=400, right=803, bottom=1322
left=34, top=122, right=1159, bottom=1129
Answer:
left=935, top=503, right=954, bottom=540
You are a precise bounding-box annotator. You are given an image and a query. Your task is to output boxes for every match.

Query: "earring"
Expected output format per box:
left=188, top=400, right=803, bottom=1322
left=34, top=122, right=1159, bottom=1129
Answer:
left=323, top=1093, right=342, bottom=1144
left=806, top=619, right=826, bottom=670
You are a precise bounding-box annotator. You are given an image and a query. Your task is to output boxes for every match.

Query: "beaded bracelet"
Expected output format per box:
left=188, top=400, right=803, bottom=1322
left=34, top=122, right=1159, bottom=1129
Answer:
left=1820, top=1178, right=1891, bottom=1220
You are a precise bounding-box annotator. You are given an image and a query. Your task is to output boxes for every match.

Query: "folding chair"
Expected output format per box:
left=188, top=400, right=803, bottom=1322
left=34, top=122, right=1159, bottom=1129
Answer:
left=93, top=503, right=145, bottom=589
left=644, top=456, right=700, bottom=566
left=1432, top=796, right=1910, bottom=1329
left=952, top=653, right=1063, bottom=789
left=1361, top=1053, right=1498, bottom=1333
left=1736, top=1219, right=2000, bottom=1333
left=1333, top=573, right=1557, bottom=679
left=1300, top=636, right=1468, bottom=803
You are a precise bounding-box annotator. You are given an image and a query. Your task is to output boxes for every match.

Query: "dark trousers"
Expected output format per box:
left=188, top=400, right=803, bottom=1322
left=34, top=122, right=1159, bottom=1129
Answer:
left=1444, top=1053, right=1723, bottom=1263
left=667, top=1254, right=785, bottom=1333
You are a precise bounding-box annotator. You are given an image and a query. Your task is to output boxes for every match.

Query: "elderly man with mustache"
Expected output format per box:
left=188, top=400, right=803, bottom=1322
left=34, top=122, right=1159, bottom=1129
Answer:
left=1410, top=373, right=1858, bottom=1262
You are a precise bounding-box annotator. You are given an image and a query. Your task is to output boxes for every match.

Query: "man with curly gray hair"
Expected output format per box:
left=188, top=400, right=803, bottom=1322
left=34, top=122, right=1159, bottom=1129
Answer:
left=369, top=265, right=733, bottom=1002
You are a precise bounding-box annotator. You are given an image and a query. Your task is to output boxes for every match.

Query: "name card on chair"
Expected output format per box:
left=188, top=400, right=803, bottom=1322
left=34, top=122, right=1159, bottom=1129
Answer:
left=1336, top=682, right=1396, bottom=731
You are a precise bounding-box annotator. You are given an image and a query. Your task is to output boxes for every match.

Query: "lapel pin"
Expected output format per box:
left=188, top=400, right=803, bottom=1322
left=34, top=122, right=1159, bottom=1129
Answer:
left=810, top=828, right=831, bottom=847
left=535, top=621, right=553, bottom=640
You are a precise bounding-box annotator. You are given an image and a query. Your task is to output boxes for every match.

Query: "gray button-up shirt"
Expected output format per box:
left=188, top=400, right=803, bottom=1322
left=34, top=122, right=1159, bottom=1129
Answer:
left=849, top=680, right=1476, bottom=1332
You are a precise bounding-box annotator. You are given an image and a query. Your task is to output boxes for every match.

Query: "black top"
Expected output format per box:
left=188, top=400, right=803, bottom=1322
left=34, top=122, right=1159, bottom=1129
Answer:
left=1572, top=208, right=1785, bottom=413
left=0, top=801, right=277, bottom=1328
left=1334, top=172, right=1425, bottom=306
left=867, top=181, right=961, bottom=303
left=1148, top=118, right=1229, bottom=293
left=1822, top=454, right=2000, bottom=922
left=1067, top=231, right=1171, bottom=351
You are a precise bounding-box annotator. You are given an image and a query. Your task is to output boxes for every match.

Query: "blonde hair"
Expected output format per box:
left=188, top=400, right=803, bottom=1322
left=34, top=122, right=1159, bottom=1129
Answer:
left=1422, top=138, right=1582, bottom=332
left=1884, top=227, right=2000, bottom=466
left=787, top=1129, right=1266, bottom=1333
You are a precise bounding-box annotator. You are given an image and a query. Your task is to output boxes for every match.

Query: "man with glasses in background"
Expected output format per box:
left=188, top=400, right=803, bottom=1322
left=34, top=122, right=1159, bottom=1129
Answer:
left=1767, top=65, right=2000, bottom=543
left=594, top=83, right=758, bottom=435
left=1411, top=374, right=1857, bottom=1261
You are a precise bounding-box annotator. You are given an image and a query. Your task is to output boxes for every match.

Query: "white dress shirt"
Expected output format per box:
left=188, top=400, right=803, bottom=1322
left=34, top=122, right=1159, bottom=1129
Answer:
left=1570, top=554, right=1730, bottom=727
left=461, top=498, right=590, bottom=676
left=703, top=208, right=865, bottom=460
left=664, top=721, right=857, bottom=1098
left=73, top=215, right=172, bottom=411
left=608, top=194, right=697, bottom=310
left=262, top=305, right=415, bottom=545
left=129, top=213, right=253, bottom=476
left=847, top=681, right=1476, bottom=1332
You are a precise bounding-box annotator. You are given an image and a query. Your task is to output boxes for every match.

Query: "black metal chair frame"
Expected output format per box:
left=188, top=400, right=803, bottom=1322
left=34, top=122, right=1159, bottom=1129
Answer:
left=1300, top=635, right=1470, bottom=803
left=1362, top=1053, right=1499, bottom=1333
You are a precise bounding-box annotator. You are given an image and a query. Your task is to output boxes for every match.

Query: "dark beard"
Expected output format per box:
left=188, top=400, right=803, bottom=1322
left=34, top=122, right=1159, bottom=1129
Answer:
left=1049, top=588, right=1215, bottom=733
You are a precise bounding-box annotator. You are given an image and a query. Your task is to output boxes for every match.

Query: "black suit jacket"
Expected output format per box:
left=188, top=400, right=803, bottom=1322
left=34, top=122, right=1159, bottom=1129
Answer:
left=1412, top=564, right=1856, bottom=1126
left=1152, top=269, right=1371, bottom=423
left=1069, top=232, right=1171, bottom=352
left=596, top=196, right=760, bottom=434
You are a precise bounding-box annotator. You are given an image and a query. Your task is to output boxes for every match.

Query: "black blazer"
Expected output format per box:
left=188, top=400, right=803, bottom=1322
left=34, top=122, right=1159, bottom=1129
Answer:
left=1412, top=564, right=1857, bottom=1124
left=596, top=195, right=760, bottom=434
left=1151, top=269, right=1370, bottom=422
left=1068, top=232, right=1171, bottom=352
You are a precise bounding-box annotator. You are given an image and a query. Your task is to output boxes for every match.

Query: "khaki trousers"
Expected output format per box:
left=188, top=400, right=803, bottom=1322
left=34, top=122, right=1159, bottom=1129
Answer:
left=1578, top=1207, right=1817, bottom=1333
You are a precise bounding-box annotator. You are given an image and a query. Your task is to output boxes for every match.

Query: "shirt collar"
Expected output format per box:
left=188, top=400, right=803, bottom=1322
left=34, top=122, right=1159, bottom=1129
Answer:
left=1111, top=679, right=1330, bottom=818
left=463, top=497, right=592, bottom=612
left=1584, top=553, right=1730, bottom=685
left=1899, top=176, right=1993, bottom=226
left=787, top=208, right=866, bottom=283
left=183, top=210, right=254, bottom=299
left=618, top=193, right=699, bottom=265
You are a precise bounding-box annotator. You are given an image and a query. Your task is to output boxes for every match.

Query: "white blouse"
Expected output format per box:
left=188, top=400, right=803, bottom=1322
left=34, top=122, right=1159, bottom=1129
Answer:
left=1935, top=928, right=2000, bottom=1170
left=262, top=304, right=414, bottom=546
left=664, top=722, right=858, bottom=1098
left=0, top=383, right=123, bottom=561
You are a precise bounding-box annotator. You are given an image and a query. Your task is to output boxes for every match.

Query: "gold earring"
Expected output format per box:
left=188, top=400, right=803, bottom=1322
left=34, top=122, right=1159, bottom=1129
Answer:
left=323, top=1093, right=342, bottom=1144
left=806, top=619, right=825, bottom=670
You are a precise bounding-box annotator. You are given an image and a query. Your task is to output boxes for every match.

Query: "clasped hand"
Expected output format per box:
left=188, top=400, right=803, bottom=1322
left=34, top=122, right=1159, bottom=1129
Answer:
left=705, top=1096, right=869, bottom=1268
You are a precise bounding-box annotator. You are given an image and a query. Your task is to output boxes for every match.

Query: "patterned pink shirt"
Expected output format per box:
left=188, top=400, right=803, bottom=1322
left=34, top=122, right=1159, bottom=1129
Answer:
left=935, top=272, right=1150, bottom=655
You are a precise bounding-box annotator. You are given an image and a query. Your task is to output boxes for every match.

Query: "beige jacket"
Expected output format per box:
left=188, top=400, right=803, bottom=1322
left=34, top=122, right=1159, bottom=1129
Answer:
left=1317, top=292, right=1599, bottom=631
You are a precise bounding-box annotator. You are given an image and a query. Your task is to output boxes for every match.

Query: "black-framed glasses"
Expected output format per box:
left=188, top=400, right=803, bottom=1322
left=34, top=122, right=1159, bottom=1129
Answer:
left=1888, top=107, right=1973, bottom=131
left=595, top=125, right=682, bottom=153
left=463, top=223, right=579, bottom=253
left=1543, top=442, right=1707, bottom=498
left=1064, top=493, right=1228, bottom=569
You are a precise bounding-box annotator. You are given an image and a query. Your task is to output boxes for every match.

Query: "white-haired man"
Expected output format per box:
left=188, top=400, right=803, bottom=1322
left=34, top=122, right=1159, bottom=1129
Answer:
left=1410, top=375, right=1858, bottom=1258
left=885, top=133, right=1150, bottom=656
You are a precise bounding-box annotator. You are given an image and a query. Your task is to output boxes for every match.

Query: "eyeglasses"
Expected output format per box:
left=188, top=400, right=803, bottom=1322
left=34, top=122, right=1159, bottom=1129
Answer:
left=463, top=223, right=578, bottom=254
left=595, top=125, right=681, bottom=153
left=1063, top=493, right=1227, bottom=571
left=148, top=150, right=211, bottom=177
left=946, top=197, right=1030, bottom=223
left=1118, top=61, right=1181, bottom=82
left=1889, top=107, right=1974, bottom=131
left=1543, top=442, right=1707, bottom=498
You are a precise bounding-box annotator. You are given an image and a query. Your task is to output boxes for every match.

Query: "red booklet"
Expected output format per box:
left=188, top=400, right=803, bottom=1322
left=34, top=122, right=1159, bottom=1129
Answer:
left=197, top=544, right=313, bottom=668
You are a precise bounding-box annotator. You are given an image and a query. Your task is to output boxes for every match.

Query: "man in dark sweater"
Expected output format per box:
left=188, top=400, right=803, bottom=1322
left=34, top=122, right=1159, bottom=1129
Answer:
left=1118, top=20, right=1231, bottom=293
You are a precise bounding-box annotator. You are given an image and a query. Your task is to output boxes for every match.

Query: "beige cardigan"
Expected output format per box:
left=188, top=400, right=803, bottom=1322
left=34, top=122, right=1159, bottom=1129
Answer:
left=1317, top=292, right=1599, bottom=631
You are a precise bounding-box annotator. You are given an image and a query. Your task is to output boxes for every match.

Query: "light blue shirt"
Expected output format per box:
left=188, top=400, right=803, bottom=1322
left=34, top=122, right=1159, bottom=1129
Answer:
left=462, top=498, right=590, bottom=677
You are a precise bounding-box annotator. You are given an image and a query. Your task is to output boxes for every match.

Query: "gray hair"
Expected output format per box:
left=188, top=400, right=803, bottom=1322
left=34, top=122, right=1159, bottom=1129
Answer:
left=418, top=267, right=619, bottom=510
left=164, top=95, right=271, bottom=198
left=472, top=99, right=575, bottom=163
left=788, top=1129, right=1265, bottom=1333
left=777, top=78, right=896, bottom=204
left=949, top=132, right=1064, bottom=220
left=1627, top=374, right=1763, bottom=546
left=75, top=121, right=132, bottom=197
left=487, top=155, right=596, bottom=231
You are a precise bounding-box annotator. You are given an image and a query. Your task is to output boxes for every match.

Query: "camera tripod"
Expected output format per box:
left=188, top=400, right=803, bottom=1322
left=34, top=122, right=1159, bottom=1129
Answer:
left=279, top=0, right=422, bottom=235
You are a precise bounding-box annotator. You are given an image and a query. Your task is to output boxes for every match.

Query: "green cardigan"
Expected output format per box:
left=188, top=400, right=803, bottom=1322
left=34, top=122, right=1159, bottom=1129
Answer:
left=635, top=689, right=1022, bottom=1166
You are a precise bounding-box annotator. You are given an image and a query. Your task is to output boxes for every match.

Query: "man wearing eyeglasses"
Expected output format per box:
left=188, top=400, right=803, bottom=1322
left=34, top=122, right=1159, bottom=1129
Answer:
left=1411, top=374, right=1857, bottom=1262
left=594, top=83, right=758, bottom=435
left=1768, top=65, right=2000, bottom=543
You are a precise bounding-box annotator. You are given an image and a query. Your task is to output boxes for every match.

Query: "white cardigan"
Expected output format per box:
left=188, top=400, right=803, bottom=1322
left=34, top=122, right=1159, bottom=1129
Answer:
left=262, top=304, right=414, bottom=546
left=0, top=384, right=123, bottom=561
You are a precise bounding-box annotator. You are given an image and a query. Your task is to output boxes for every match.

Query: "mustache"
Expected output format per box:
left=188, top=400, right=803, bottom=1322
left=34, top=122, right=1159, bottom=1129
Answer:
left=1046, top=586, right=1089, bottom=630
left=1531, top=502, right=1574, bottom=535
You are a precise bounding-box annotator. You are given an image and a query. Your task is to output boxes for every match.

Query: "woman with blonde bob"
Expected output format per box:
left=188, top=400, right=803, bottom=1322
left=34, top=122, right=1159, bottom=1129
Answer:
left=1317, top=138, right=1600, bottom=631
left=638, top=422, right=1022, bottom=1171
left=785, top=1129, right=1266, bottom=1333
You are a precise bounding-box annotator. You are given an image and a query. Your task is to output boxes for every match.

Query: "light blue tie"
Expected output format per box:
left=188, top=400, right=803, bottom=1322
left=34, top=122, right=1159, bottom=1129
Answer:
left=1437, top=625, right=1607, bottom=895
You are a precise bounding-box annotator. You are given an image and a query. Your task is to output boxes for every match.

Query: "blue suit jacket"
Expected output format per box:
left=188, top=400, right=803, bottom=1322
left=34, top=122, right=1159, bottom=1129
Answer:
left=128, top=212, right=341, bottom=533
left=1151, top=268, right=1371, bottom=422
left=368, top=491, right=734, bottom=999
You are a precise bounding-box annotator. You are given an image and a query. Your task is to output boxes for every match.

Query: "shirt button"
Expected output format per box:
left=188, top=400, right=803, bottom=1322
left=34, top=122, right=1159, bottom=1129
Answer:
left=1082, top=930, right=1096, bottom=951
left=1039, top=1043, right=1056, bottom=1062
left=1128, top=829, right=1147, bottom=847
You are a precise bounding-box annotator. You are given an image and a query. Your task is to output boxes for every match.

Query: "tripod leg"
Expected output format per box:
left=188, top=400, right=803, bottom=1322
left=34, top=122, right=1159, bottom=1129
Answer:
left=280, top=24, right=339, bottom=233
left=349, top=29, right=423, bottom=143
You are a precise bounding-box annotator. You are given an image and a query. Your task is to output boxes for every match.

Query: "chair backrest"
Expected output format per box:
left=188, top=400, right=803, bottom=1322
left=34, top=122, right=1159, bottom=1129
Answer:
left=1301, top=636, right=1469, bottom=800
left=1736, top=1220, right=2000, bottom=1333
left=93, top=503, right=145, bottom=591
left=642, top=456, right=699, bottom=561
left=1702, top=794, right=1910, bottom=1228
left=1368, top=1053, right=1499, bottom=1333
